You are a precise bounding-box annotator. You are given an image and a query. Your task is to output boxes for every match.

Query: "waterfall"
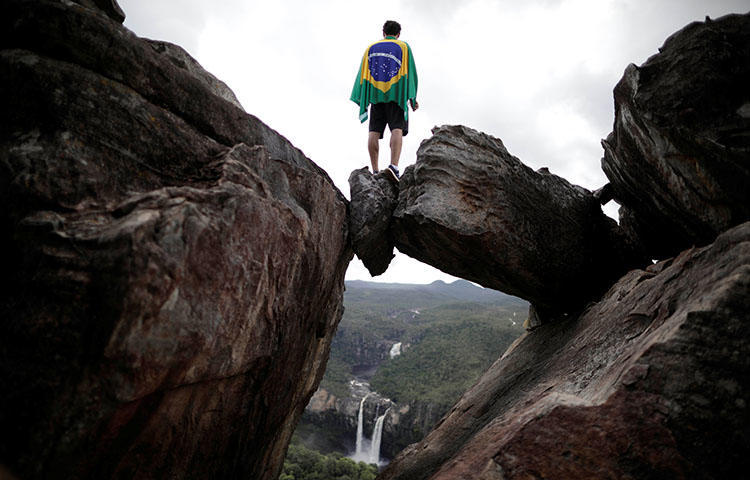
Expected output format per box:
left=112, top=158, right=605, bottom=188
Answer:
left=350, top=389, right=390, bottom=465
left=369, top=408, right=390, bottom=464
left=355, top=394, right=370, bottom=455
left=389, top=342, right=402, bottom=358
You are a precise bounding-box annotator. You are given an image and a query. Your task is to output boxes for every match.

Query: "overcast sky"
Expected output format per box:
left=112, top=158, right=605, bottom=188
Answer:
left=120, top=0, right=748, bottom=284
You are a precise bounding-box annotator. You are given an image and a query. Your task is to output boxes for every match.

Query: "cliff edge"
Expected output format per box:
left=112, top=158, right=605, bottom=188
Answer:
left=0, top=1, right=351, bottom=479
left=359, top=12, right=750, bottom=479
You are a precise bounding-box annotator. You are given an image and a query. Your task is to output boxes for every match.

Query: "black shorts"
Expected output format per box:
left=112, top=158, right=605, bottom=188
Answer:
left=369, top=102, right=408, bottom=139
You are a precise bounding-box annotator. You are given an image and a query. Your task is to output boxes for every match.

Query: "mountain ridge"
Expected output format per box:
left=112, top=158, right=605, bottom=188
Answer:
left=345, top=279, right=526, bottom=306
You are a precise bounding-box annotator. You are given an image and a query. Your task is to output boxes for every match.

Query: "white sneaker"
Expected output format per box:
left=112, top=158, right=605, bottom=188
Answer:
left=385, top=164, right=400, bottom=183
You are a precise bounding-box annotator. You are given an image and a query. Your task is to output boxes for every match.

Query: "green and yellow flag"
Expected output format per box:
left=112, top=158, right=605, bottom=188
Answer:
left=350, top=36, right=418, bottom=122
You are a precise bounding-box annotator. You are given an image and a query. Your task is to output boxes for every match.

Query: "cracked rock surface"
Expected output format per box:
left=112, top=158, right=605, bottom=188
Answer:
left=392, top=125, right=643, bottom=318
left=602, top=13, right=750, bottom=258
left=381, top=221, right=750, bottom=480
left=1, top=1, right=351, bottom=479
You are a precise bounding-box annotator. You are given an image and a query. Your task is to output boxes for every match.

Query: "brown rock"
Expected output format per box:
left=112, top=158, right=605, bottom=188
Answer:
left=379, top=221, right=750, bottom=480
left=602, top=13, right=750, bottom=259
left=348, top=167, right=400, bottom=276
left=392, top=125, right=645, bottom=318
left=1, top=0, right=330, bottom=178
left=0, top=2, right=351, bottom=479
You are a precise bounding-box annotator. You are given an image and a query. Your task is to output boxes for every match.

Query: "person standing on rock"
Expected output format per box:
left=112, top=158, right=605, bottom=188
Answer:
left=351, top=20, right=419, bottom=182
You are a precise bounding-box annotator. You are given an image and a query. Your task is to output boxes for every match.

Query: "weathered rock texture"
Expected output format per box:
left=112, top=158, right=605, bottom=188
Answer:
left=602, top=13, right=750, bottom=259
left=392, top=125, right=644, bottom=317
left=0, top=1, right=351, bottom=479
left=73, top=0, right=126, bottom=23
left=348, top=168, right=399, bottom=275
left=146, top=39, right=245, bottom=110
left=376, top=14, right=750, bottom=480
left=380, top=221, right=750, bottom=480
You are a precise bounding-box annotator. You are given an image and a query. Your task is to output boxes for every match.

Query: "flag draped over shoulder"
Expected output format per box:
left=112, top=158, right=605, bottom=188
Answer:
left=350, top=36, right=418, bottom=123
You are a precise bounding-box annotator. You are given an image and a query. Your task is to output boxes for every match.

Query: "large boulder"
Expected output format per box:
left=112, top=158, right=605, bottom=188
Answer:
left=602, top=13, right=750, bottom=259
left=0, top=1, right=351, bottom=479
left=380, top=221, right=750, bottom=480
left=348, top=168, right=400, bottom=275
left=392, top=125, right=644, bottom=318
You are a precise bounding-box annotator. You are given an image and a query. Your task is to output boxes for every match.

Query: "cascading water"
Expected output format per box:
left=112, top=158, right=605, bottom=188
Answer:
left=369, top=408, right=390, bottom=464
left=350, top=392, right=391, bottom=465
left=355, top=393, right=371, bottom=456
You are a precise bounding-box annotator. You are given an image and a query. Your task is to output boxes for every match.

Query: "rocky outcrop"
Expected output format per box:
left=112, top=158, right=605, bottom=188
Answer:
left=303, top=382, right=394, bottom=453
left=72, top=0, right=126, bottom=23
left=145, top=39, right=245, bottom=110
left=380, top=221, right=750, bottom=480
left=381, top=400, right=445, bottom=460
left=301, top=382, right=443, bottom=461
left=0, top=1, right=351, bottom=479
left=1, top=0, right=322, bottom=176
left=602, top=13, right=750, bottom=259
left=391, top=125, right=644, bottom=318
left=377, top=13, right=750, bottom=479
left=342, top=340, right=399, bottom=378
left=348, top=168, right=400, bottom=275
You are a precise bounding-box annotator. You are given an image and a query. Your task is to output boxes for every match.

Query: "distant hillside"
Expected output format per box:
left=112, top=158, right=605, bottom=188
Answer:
left=345, top=279, right=526, bottom=307
left=370, top=300, right=525, bottom=407
left=305, top=280, right=528, bottom=459
left=319, top=280, right=527, bottom=402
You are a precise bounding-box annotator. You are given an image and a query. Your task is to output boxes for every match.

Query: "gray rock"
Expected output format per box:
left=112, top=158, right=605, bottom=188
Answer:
left=145, top=40, right=245, bottom=111
left=602, top=13, right=750, bottom=259
left=70, top=0, right=126, bottom=23
left=348, top=167, right=399, bottom=276
left=380, top=221, right=750, bottom=480
left=0, top=2, right=351, bottom=479
left=393, top=125, right=644, bottom=317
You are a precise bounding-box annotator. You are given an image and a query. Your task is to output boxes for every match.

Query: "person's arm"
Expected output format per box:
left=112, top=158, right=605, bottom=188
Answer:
left=351, top=48, right=371, bottom=122
left=407, top=43, right=418, bottom=112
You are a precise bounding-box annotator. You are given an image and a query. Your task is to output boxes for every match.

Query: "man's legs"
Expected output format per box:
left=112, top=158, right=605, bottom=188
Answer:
left=368, top=102, right=406, bottom=174
left=390, top=128, right=403, bottom=167
left=368, top=131, right=380, bottom=172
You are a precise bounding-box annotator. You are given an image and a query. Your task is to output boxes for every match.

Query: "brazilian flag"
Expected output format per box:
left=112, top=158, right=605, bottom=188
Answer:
left=350, top=36, right=418, bottom=123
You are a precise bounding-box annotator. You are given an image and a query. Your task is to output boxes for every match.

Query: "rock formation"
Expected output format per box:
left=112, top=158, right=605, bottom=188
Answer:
left=302, top=383, right=398, bottom=456
left=380, top=221, right=750, bottom=480
left=0, top=1, right=351, bottom=479
left=3, top=0, right=748, bottom=478
left=374, top=12, right=750, bottom=480
left=302, top=379, right=451, bottom=462
left=76, top=0, right=126, bottom=22
left=392, top=125, right=643, bottom=318
left=348, top=168, right=399, bottom=276
left=602, top=13, right=750, bottom=259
